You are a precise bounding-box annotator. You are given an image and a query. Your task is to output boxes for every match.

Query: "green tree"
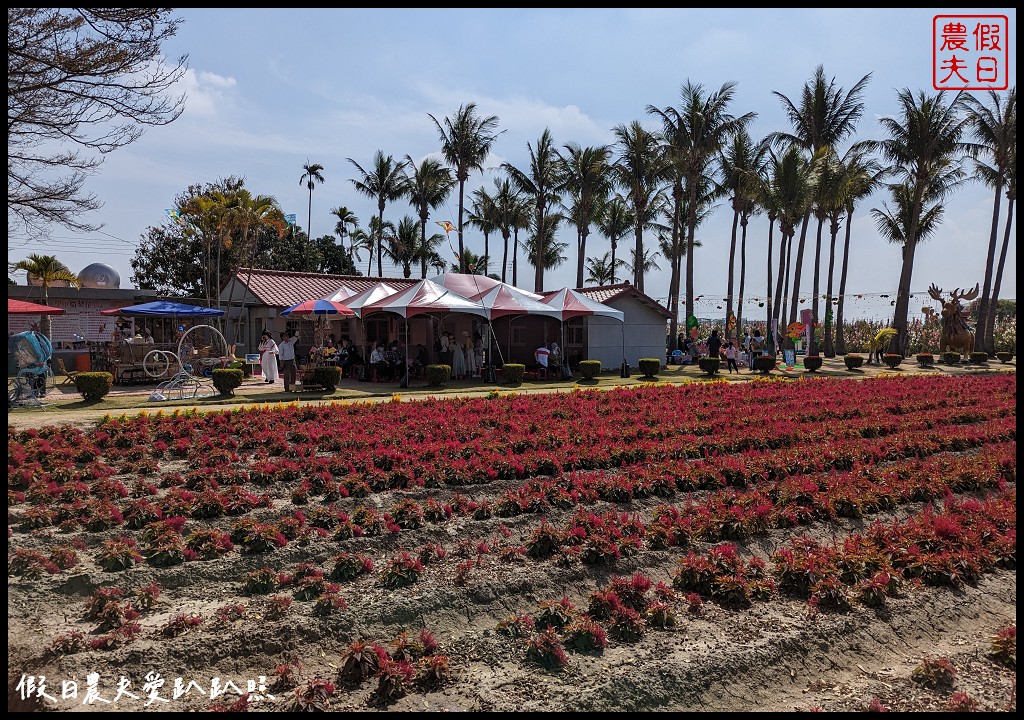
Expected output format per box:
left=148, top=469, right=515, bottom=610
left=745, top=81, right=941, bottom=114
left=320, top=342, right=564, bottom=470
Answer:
left=468, top=185, right=498, bottom=276
left=963, top=88, right=1016, bottom=354
left=428, top=103, right=503, bottom=273
left=348, top=151, right=410, bottom=277
left=13, top=254, right=81, bottom=337
left=330, top=205, right=360, bottom=257
left=594, top=194, right=635, bottom=286
left=878, top=89, right=971, bottom=355
left=649, top=80, right=754, bottom=344
left=770, top=65, right=872, bottom=327
left=488, top=177, right=524, bottom=284
left=557, top=143, right=613, bottom=288
left=8, top=9, right=187, bottom=240
left=503, top=129, right=564, bottom=292
left=585, top=251, right=623, bottom=286
left=403, top=156, right=455, bottom=277
left=299, top=161, right=325, bottom=241
left=383, top=216, right=421, bottom=278
left=611, top=121, right=665, bottom=293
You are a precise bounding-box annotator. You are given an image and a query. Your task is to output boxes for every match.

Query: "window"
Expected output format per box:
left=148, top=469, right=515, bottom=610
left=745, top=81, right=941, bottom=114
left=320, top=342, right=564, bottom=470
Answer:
left=511, top=325, right=525, bottom=346
left=364, top=318, right=390, bottom=345
left=566, top=321, right=585, bottom=346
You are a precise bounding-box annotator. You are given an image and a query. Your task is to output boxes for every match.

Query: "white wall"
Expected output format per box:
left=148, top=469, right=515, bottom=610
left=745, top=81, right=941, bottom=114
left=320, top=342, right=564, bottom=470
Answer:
left=586, top=298, right=668, bottom=369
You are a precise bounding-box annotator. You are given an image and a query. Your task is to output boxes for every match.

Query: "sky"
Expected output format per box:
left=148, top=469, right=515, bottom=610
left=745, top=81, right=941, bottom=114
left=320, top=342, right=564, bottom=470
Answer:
left=9, top=8, right=1017, bottom=322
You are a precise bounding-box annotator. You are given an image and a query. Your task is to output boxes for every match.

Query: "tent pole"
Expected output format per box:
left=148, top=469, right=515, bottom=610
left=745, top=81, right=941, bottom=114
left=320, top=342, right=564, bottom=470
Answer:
left=620, top=322, right=630, bottom=378
left=400, top=316, right=410, bottom=388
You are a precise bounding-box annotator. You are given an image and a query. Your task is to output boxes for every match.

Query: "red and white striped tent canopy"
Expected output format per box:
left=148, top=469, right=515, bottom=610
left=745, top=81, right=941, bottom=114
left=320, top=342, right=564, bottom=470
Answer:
left=361, top=278, right=489, bottom=319
left=540, top=287, right=624, bottom=322
left=471, top=283, right=564, bottom=321
left=335, top=282, right=401, bottom=319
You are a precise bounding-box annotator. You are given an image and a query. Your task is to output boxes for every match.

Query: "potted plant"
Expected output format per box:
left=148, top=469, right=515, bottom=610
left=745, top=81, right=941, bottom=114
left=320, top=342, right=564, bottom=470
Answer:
left=881, top=353, right=903, bottom=369
left=941, top=351, right=961, bottom=365
left=752, top=356, right=776, bottom=374
left=697, top=357, right=720, bottom=376
left=802, top=355, right=823, bottom=372
left=638, top=358, right=661, bottom=378
left=843, top=354, right=864, bottom=370
left=968, top=351, right=988, bottom=364
left=995, top=351, right=1014, bottom=363
left=916, top=352, right=934, bottom=366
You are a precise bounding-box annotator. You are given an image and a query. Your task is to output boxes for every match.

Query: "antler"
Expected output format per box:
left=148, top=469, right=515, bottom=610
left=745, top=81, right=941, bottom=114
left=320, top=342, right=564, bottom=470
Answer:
left=928, top=284, right=944, bottom=302
left=951, top=283, right=980, bottom=302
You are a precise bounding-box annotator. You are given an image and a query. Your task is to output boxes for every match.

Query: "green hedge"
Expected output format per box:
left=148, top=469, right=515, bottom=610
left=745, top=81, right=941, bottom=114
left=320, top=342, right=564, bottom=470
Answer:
left=995, top=351, right=1014, bottom=363
left=697, top=357, right=720, bottom=375
left=638, top=358, right=661, bottom=378
left=73, top=372, right=113, bottom=401
left=501, top=363, right=525, bottom=385
left=425, top=364, right=451, bottom=386
left=803, top=355, right=822, bottom=372
left=578, top=360, right=601, bottom=380
left=968, top=351, right=988, bottom=364
left=916, top=353, right=934, bottom=365
left=941, top=351, right=961, bottom=365
left=212, top=368, right=244, bottom=396
left=312, top=365, right=341, bottom=390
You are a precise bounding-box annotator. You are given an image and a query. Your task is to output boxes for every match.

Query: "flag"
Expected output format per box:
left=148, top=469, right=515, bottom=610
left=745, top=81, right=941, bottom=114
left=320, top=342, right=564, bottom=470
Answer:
left=164, top=208, right=183, bottom=224
left=436, top=220, right=456, bottom=234
left=285, top=214, right=297, bottom=226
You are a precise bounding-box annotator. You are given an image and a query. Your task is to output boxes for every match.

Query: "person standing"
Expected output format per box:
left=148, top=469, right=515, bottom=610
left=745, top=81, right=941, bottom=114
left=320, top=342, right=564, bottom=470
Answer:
left=725, top=339, right=740, bottom=373
left=279, top=330, right=298, bottom=391
left=451, top=336, right=467, bottom=379
left=258, top=331, right=279, bottom=384
left=707, top=329, right=722, bottom=361
left=749, top=329, right=765, bottom=369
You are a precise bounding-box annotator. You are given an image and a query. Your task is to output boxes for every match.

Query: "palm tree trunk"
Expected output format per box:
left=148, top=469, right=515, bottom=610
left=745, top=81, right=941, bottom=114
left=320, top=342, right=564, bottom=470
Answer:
left=834, top=210, right=854, bottom=354
left=457, top=183, right=467, bottom=274
left=765, top=218, right=775, bottom=355
left=822, top=218, right=839, bottom=357
left=779, top=233, right=793, bottom=341
left=890, top=240, right=918, bottom=356
left=975, top=182, right=1003, bottom=353
left=737, top=217, right=748, bottom=341
left=501, top=231, right=510, bottom=283
left=377, top=209, right=385, bottom=277
left=726, top=210, right=739, bottom=340
left=668, top=239, right=681, bottom=354
left=986, top=194, right=1015, bottom=351
left=610, top=239, right=618, bottom=285
left=633, top=221, right=644, bottom=291
left=576, top=230, right=586, bottom=289
left=512, top=229, right=519, bottom=286
left=484, top=231, right=490, bottom=277
left=809, top=216, right=825, bottom=354
left=787, top=212, right=811, bottom=326
left=307, top=190, right=314, bottom=245
left=534, top=212, right=544, bottom=293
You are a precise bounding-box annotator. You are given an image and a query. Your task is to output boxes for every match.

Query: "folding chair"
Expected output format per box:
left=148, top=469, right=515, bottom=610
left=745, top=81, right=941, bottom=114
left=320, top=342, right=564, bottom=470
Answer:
left=54, top=357, right=79, bottom=385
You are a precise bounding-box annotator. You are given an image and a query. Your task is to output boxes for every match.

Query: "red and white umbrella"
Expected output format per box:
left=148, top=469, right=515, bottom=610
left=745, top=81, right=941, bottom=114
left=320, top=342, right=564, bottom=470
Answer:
left=280, top=298, right=355, bottom=319
left=9, top=299, right=66, bottom=315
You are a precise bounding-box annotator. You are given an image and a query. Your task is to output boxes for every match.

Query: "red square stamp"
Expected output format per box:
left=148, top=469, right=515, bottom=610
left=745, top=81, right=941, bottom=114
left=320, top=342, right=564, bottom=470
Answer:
left=933, top=15, right=1009, bottom=90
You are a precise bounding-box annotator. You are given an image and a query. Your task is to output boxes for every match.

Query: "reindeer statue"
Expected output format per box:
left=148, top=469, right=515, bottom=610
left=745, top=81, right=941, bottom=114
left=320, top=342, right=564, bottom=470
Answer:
left=928, top=283, right=979, bottom=356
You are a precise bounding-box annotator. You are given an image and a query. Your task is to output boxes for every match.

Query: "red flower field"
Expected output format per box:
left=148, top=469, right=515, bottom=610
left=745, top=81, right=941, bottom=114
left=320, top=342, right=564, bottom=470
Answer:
left=7, top=374, right=1016, bottom=712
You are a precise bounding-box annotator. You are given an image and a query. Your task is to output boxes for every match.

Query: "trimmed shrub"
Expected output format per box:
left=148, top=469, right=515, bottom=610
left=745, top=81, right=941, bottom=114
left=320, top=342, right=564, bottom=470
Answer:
left=212, top=368, right=244, bottom=396
left=501, top=364, right=525, bottom=385
left=312, top=365, right=341, bottom=390
left=425, top=364, right=451, bottom=387
left=968, top=351, right=988, bottom=364
left=941, top=351, right=961, bottom=365
left=995, top=351, right=1013, bottom=363
left=882, top=353, right=903, bottom=369
left=916, top=352, right=934, bottom=366
left=752, top=356, right=775, bottom=374
left=843, top=354, right=864, bottom=370
left=638, top=358, right=661, bottom=378
left=577, top=360, right=601, bottom=380
left=697, top=357, right=719, bottom=376
left=73, top=372, right=113, bottom=401
left=803, top=355, right=823, bottom=372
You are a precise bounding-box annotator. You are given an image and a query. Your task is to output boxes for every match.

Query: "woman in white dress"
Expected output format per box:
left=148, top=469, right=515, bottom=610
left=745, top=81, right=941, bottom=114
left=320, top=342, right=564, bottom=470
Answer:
left=462, top=332, right=476, bottom=377
left=258, top=331, right=280, bottom=384
left=451, top=338, right=466, bottom=379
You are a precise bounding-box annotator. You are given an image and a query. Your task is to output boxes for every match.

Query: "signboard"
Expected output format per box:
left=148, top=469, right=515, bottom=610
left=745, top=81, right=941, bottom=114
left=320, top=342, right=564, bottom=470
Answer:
left=245, top=354, right=260, bottom=364
left=783, top=349, right=796, bottom=367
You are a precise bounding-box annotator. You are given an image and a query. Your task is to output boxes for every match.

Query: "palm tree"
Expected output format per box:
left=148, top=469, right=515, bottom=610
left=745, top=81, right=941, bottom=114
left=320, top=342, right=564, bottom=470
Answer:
left=222, top=190, right=286, bottom=345
left=557, top=142, right=613, bottom=288
left=348, top=227, right=374, bottom=276
left=383, top=215, right=421, bottom=278
left=468, top=185, right=498, bottom=276
left=366, top=216, right=396, bottom=276
left=770, top=65, right=872, bottom=327
left=348, top=151, right=410, bottom=277
left=488, top=177, right=522, bottom=284
left=330, top=206, right=359, bottom=256
left=649, top=80, right=756, bottom=338
left=428, top=103, right=503, bottom=273
left=767, top=145, right=813, bottom=348
left=987, top=143, right=1016, bottom=347
left=627, top=246, right=662, bottom=279
left=510, top=193, right=532, bottom=287
left=299, top=161, right=325, bottom=241
left=831, top=148, right=880, bottom=354
left=416, top=232, right=446, bottom=279
left=595, top=194, right=634, bottom=285
left=585, top=251, right=622, bottom=286
left=610, top=120, right=664, bottom=292
left=877, top=88, right=971, bottom=355
left=13, top=254, right=81, bottom=337
left=719, top=129, right=768, bottom=340
left=502, top=128, right=563, bottom=292
left=807, top=147, right=842, bottom=354
left=962, top=88, right=1016, bottom=354
left=449, top=247, right=489, bottom=275
left=403, top=155, right=455, bottom=277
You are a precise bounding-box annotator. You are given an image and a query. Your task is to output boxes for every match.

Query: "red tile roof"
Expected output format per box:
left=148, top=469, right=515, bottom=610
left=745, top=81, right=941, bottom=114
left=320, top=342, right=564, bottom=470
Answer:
left=231, top=268, right=419, bottom=308
left=552, top=281, right=672, bottom=318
